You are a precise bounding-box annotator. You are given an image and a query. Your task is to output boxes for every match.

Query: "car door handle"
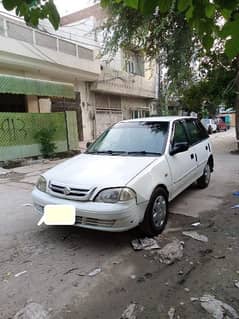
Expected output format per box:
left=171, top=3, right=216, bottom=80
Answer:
left=190, top=153, right=194, bottom=159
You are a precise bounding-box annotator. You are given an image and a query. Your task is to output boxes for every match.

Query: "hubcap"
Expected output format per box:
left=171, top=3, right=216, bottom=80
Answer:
left=152, top=195, right=167, bottom=228
left=204, top=164, right=211, bottom=184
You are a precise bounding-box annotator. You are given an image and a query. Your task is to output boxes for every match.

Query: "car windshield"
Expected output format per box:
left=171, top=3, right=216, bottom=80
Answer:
left=202, top=119, right=210, bottom=124
left=87, top=121, right=169, bottom=156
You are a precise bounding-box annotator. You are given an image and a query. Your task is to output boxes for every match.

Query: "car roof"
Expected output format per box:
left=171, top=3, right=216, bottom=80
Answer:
left=120, top=116, right=197, bottom=123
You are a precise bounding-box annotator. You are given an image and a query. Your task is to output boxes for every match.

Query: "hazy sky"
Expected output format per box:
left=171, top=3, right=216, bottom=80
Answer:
left=54, top=0, right=96, bottom=16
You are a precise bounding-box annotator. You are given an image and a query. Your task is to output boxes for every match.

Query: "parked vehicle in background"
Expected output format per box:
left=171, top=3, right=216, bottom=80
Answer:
left=32, top=116, right=214, bottom=236
left=215, top=118, right=227, bottom=132
left=219, top=114, right=231, bottom=130
left=201, top=118, right=217, bottom=134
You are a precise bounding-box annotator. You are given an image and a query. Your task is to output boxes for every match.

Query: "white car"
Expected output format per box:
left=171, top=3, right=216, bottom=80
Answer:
left=201, top=118, right=217, bottom=134
left=32, top=116, right=214, bottom=236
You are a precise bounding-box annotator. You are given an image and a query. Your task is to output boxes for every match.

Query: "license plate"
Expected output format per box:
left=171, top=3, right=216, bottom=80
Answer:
left=38, top=205, right=76, bottom=226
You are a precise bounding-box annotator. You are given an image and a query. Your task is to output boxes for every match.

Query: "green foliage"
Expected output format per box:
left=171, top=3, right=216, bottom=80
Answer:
left=181, top=55, right=237, bottom=115
left=101, top=0, right=239, bottom=60
left=2, top=0, right=60, bottom=29
left=34, top=127, right=57, bottom=158
left=101, top=1, right=197, bottom=102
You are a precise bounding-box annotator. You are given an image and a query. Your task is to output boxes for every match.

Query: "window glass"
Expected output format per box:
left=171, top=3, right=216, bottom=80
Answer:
left=195, top=120, right=209, bottom=139
left=173, top=122, right=188, bottom=144
left=185, top=120, right=202, bottom=144
left=87, top=121, right=169, bottom=156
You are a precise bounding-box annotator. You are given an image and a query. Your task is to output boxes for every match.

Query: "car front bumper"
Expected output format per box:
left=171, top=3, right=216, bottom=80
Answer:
left=32, top=188, right=147, bottom=232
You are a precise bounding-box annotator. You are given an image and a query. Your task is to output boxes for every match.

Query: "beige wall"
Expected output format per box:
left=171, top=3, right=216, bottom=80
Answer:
left=76, top=81, right=96, bottom=141
left=121, top=96, right=149, bottom=119
left=27, top=95, right=39, bottom=112
left=39, top=98, right=51, bottom=113
left=231, top=112, right=236, bottom=127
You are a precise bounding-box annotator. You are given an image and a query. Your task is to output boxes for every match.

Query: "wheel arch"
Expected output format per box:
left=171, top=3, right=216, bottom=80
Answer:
left=152, top=184, right=169, bottom=200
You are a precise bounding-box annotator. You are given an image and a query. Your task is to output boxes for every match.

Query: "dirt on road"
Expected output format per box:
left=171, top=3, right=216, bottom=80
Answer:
left=59, top=195, right=239, bottom=319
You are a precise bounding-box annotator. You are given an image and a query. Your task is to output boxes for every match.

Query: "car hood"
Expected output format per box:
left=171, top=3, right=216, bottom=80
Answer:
left=43, top=154, right=157, bottom=188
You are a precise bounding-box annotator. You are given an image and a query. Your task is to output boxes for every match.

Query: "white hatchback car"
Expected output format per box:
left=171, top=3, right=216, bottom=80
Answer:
left=32, top=116, right=214, bottom=236
left=201, top=118, right=217, bottom=134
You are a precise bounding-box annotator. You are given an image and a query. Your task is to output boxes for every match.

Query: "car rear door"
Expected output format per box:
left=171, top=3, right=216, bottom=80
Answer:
left=166, top=120, right=198, bottom=197
left=184, top=119, right=210, bottom=179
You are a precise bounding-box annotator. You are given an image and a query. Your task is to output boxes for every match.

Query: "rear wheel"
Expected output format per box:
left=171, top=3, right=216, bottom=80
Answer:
left=140, top=187, right=168, bottom=236
left=197, top=162, right=211, bottom=189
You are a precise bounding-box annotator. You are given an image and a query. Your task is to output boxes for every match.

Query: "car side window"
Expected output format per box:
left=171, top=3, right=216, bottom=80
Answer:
left=185, top=119, right=202, bottom=144
left=195, top=120, right=209, bottom=139
left=173, top=121, right=188, bottom=145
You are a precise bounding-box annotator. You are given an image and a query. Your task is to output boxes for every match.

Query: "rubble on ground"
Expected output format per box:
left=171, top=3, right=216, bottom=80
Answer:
left=131, top=238, right=160, bottom=251
left=120, top=303, right=144, bottom=319
left=154, top=240, right=184, bottom=265
left=14, top=303, right=49, bottom=319
left=182, top=231, right=208, bottom=242
left=192, top=294, right=239, bottom=319
left=168, top=307, right=176, bottom=319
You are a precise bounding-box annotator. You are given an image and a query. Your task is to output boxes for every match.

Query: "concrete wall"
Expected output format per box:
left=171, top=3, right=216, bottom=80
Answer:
left=76, top=81, right=95, bottom=141
left=39, top=98, right=51, bottom=113
left=26, top=95, right=39, bottom=112
left=121, top=96, right=149, bottom=119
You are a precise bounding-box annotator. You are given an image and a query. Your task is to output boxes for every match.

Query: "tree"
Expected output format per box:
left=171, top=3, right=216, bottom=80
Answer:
left=101, top=2, right=198, bottom=113
left=2, top=0, right=60, bottom=29
left=182, top=54, right=237, bottom=115
left=101, top=0, right=239, bottom=148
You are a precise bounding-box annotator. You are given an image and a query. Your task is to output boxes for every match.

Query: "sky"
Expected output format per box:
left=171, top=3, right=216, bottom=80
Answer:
left=54, top=0, right=97, bottom=16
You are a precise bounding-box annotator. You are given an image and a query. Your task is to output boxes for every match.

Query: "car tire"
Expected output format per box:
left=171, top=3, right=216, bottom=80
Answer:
left=208, top=125, right=213, bottom=134
left=140, top=187, right=168, bottom=236
left=197, top=162, right=211, bottom=189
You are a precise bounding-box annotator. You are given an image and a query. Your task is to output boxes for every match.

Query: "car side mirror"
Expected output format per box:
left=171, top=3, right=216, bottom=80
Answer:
left=86, top=142, right=92, bottom=148
left=170, top=142, right=189, bottom=156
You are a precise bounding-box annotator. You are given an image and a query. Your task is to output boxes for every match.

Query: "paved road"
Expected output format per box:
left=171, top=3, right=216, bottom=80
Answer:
left=170, top=128, right=238, bottom=217
left=0, top=129, right=238, bottom=318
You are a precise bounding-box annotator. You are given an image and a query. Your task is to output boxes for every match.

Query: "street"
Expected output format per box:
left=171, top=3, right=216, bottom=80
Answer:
left=0, top=129, right=239, bottom=319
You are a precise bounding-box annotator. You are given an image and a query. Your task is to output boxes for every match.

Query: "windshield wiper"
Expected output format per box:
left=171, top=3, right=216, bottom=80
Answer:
left=127, top=151, right=162, bottom=156
left=87, top=150, right=128, bottom=155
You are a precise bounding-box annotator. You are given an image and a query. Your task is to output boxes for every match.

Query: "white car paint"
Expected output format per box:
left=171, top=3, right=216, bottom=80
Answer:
left=32, top=116, right=213, bottom=232
left=201, top=118, right=217, bottom=133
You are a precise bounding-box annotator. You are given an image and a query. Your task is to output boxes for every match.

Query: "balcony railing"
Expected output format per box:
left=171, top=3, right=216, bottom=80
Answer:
left=0, top=14, right=94, bottom=61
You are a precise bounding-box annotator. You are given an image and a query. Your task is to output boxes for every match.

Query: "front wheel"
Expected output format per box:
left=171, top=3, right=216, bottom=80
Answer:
left=197, top=163, right=211, bottom=189
left=140, top=187, right=168, bottom=236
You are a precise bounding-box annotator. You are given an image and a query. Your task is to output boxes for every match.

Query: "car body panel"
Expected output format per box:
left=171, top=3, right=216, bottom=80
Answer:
left=32, top=116, right=213, bottom=232
left=43, top=153, right=157, bottom=189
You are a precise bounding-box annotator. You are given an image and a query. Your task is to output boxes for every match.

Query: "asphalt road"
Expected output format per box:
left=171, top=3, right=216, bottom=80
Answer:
left=0, top=128, right=238, bottom=318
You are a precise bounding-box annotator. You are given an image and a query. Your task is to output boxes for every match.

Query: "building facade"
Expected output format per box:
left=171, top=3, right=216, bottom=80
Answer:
left=60, top=4, right=157, bottom=137
left=0, top=3, right=157, bottom=146
left=0, top=11, right=100, bottom=142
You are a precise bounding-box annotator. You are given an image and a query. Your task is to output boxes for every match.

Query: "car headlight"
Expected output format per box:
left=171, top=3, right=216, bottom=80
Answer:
left=36, top=176, right=47, bottom=193
left=94, top=187, right=136, bottom=203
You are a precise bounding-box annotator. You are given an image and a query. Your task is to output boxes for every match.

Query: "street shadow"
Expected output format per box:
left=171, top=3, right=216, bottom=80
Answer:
left=31, top=223, right=140, bottom=253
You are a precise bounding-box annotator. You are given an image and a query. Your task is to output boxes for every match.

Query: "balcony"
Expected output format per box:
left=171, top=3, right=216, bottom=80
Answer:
left=0, top=14, right=100, bottom=81
left=91, top=67, right=156, bottom=99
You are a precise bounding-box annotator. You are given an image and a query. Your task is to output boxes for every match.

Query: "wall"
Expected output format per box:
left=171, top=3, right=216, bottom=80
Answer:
left=39, top=98, right=51, bottom=113
left=76, top=81, right=95, bottom=141
left=121, top=96, right=149, bottom=119
left=0, top=111, right=79, bottom=161
left=27, top=95, right=39, bottom=112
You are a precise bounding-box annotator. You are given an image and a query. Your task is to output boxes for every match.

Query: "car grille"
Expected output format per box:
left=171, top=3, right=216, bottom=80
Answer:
left=48, top=182, right=93, bottom=201
left=75, top=216, right=116, bottom=228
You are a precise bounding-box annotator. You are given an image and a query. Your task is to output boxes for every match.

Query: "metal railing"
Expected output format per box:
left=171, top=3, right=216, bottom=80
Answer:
left=0, top=14, right=94, bottom=61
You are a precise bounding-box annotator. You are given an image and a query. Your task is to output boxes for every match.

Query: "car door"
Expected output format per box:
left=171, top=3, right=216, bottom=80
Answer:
left=184, top=119, right=209, bottom=179
left=166, top=120, right=198, bottom=198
